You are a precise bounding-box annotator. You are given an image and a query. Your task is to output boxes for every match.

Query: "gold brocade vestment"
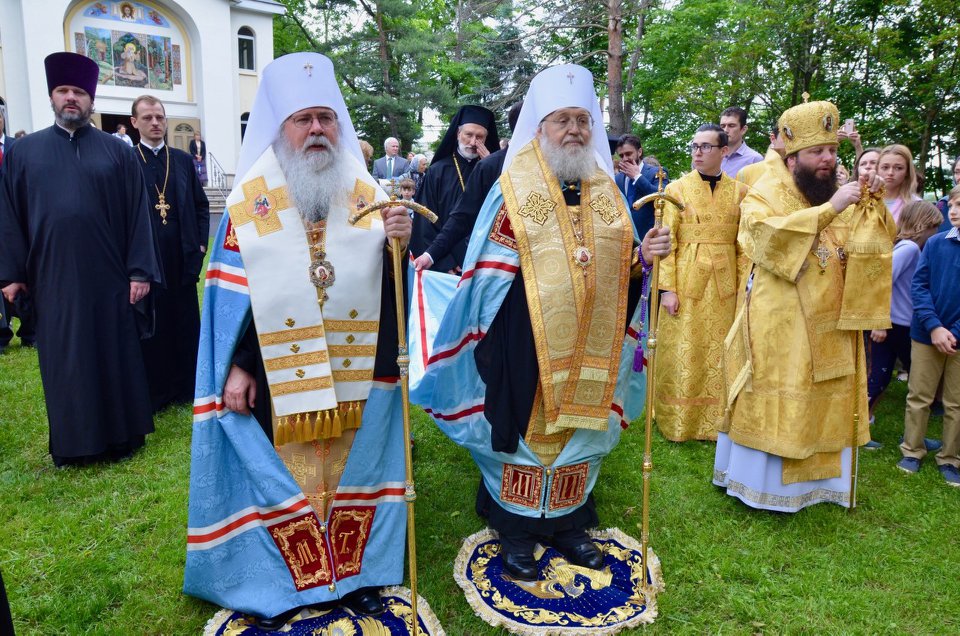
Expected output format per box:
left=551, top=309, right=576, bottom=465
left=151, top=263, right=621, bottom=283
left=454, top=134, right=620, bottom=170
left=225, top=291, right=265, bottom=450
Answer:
left=723, top=158, right=896, bottom=483
left=500, top=140, right=634, bottom=465
left=656, top=171, right=748, bottom=441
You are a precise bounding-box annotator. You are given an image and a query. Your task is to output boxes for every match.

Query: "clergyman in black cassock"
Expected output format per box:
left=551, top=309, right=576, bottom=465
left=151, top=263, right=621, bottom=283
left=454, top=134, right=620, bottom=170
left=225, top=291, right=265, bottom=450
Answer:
left=0, top=53, right=160, bottom=466
left=413, top=101, right=523, bottom=273
left=412, top=105, right=499, bottom=272
left=131, top=95, right=210, bottom=412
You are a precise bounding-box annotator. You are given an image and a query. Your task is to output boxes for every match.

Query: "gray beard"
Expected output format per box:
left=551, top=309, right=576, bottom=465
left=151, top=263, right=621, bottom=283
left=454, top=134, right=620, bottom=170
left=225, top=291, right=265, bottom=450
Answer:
left=274, top=132, right=348, bottom=223
left=540, top=137, right=596, bottom=182
left=458, top=142, right=479, bottom=160
left=53, top=104, right=92, bottom=131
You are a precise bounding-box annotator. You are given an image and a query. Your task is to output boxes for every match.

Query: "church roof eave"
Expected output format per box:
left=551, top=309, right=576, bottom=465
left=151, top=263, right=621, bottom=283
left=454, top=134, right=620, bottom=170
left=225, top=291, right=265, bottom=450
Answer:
left=225, top=0, right=286, bottom=16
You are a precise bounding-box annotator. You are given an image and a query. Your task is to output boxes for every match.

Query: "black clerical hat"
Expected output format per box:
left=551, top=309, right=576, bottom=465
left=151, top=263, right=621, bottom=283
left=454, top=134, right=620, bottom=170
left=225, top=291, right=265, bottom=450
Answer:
left=44, top=52, right=99, bottom=99
left=433, top=105, right=500, bottom=162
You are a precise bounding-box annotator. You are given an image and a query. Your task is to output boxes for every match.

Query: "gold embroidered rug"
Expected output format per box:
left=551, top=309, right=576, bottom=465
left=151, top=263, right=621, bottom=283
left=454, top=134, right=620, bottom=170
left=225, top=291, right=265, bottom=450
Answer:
left=454, top=528, right=664, bottom=635
left=202, top=587, right=445, bottom=635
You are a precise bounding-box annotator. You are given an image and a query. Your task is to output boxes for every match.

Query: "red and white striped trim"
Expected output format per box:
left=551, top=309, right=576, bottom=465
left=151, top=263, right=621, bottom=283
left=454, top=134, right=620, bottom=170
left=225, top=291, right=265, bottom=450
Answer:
left=424, top=400, right=486, bottom=424
left=611, top=402, right=629, bottom=429
left=426, top=329, right=485, bottom=367
left=459, top=255, right=520, bottom=285
left=193, top=395, right=225, bottom=422
left=372, top=377, right=399, bottom=390
left=205, top=262, right=249, bottom=295
left=333, top=482, right=406, bottom=507
left=186, top=493, right=312, bottom=551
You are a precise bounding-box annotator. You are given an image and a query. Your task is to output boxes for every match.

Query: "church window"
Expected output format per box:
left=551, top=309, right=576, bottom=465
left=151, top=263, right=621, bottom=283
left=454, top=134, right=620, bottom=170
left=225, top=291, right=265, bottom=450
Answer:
left=238, top=27, right=255, bottom=71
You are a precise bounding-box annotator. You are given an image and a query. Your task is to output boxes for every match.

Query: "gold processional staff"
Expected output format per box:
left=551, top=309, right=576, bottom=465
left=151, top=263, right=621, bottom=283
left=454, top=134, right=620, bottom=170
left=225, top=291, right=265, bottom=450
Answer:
left=632, top=168, right=683, bottom=590
left=349, top=196, right=437, bottom=636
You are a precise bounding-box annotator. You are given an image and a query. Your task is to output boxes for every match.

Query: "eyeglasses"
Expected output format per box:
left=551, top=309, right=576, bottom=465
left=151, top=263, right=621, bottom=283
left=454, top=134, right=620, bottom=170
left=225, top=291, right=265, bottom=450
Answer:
left=288, top=112, right=338, bottom=129
left=542, top=114, right=594, bottom=130
left=688, top=143, right=722, bottom=154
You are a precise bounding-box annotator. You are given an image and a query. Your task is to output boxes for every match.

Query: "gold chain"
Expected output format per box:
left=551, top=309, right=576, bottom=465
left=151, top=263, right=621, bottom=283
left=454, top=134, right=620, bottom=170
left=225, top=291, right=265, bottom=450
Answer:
left=452, top=154, right=466, bottom=192
left=136, top=144, right=171, bottom=225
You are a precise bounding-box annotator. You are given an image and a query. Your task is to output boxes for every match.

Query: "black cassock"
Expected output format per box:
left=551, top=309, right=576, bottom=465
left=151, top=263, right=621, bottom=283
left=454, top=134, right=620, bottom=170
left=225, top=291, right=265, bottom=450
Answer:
left=411, top=150, right=478, bottom=272
left=135, top=144, right=209, bottom=412
left=0, top=125, right=160, bottom=464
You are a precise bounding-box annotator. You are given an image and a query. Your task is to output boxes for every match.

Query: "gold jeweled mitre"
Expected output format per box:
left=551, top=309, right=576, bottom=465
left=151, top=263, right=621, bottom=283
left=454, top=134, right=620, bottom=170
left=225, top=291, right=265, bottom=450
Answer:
left=778, top=100, right=840, bottom=156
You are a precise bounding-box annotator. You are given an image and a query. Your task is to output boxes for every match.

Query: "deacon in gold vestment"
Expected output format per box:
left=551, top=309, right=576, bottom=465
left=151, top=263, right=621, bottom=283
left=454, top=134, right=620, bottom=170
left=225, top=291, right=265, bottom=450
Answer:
left=657, top=124, right=748, bottom=441
left=715, top=100, right=895, bottom=512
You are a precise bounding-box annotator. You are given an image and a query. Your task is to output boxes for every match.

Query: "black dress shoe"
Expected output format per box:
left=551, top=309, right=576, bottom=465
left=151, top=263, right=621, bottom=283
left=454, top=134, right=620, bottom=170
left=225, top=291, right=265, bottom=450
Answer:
left=344, top=587, right=385, bottom=616
left=501, top=550, right=538, bottom=581
left=255, top=606, right=301, bottom=631
left=560, top=540, right=604, bottom=570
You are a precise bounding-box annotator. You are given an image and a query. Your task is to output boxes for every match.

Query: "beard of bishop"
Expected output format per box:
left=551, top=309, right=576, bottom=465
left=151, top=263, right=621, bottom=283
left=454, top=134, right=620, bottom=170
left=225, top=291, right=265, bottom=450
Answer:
left=792, top=160, right=838, bottom=207
left=458, top=141, right=479, bottom=160
left=274, top=130, right=349, bottom=223
left=539, top=135, right=597, bottom=183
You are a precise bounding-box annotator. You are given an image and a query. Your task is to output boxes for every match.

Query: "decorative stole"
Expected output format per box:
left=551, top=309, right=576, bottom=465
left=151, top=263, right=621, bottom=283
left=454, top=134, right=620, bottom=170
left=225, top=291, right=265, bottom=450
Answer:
left=226, top=147, right=387, bottom=445
left=500, top=140, right=633, bottom=463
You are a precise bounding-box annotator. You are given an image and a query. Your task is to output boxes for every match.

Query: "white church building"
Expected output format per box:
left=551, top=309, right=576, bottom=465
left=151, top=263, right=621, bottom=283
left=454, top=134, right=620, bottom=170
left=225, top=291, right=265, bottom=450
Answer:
left=0, top=0, right=284, bottom=184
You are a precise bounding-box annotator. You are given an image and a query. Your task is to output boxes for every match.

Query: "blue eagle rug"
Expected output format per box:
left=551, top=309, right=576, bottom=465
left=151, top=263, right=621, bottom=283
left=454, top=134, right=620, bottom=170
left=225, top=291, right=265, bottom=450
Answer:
left=455, top=528, right=664, bottom=635
left=203, top=587, right=445, bottom=635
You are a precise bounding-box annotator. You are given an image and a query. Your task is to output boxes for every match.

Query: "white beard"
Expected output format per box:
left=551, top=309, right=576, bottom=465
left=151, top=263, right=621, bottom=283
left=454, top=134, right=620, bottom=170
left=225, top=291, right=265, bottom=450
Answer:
left=458, top=142, right=479, bottom=160
left=539, top=137, right=597, bottom=182
left=274, top=132, right=349, bottom=223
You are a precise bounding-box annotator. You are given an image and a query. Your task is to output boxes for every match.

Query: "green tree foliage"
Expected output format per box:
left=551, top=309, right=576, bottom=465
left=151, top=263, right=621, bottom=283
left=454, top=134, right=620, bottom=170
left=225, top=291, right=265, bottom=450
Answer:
left=272, top=0, right=959, bottom=192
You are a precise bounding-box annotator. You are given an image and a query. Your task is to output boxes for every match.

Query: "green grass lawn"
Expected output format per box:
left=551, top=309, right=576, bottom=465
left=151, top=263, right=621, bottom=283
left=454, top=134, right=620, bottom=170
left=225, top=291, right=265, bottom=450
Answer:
left=1, top=330, right=958, bottom=635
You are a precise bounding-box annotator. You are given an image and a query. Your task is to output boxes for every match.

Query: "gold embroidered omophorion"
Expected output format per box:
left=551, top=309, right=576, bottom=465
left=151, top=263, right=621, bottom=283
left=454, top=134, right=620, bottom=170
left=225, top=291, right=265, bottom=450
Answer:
left=501, top=139, right=633, bottom=455
left=656, top=171, right=748, bottom=441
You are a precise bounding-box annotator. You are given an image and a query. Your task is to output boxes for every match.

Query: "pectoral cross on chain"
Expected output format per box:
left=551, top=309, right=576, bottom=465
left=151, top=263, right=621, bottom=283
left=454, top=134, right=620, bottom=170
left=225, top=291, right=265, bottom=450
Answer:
left=304, top=63, right=313, bottom=77
left=815, top=242, right=831, bottom=273
left=156, top=193, right=170, bottom=225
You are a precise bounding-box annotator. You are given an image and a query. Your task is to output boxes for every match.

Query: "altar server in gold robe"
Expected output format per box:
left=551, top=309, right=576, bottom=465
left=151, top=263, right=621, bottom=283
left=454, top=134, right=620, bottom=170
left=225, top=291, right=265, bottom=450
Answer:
left=657, top=124, right=748, bottom=441
left=714, top=100, right=895, bottom=512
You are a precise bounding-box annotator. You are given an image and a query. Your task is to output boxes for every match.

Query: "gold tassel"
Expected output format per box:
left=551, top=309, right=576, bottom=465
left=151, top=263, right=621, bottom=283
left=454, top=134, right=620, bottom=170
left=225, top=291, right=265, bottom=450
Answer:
left=322, top=411, right=332, bottom=438
left=303, top=412, right=315, bottom=442
left=332, top=410, right=343, bottom=438
left=275, top=418, right=286, bottom=447
left=344, top=402, right=355, bottom=430
left=355, top=402, right=364, bottom=429
left=294, top=413, right=304, bottom=443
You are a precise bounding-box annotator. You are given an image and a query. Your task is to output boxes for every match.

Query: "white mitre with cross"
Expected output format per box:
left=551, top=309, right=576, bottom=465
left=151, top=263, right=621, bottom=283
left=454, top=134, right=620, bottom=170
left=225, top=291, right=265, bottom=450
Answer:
left=235, top=52, right=365, bottom=179
left=503, top=64, right=614, bottom=176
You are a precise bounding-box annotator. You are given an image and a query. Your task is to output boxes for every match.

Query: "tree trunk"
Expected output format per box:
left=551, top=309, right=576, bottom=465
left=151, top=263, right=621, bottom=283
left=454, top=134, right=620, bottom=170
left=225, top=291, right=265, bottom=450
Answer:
left=607, top=0, right=625, bottom=134
left=623, top=0, right=653, bottom=129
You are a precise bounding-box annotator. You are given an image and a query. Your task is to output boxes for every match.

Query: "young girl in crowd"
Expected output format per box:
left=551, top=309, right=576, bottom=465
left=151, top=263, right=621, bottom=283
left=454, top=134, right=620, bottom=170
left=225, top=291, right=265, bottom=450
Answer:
left=866, top=200, right=945, bottom=448
left=878, top=144, right=921, bottom=222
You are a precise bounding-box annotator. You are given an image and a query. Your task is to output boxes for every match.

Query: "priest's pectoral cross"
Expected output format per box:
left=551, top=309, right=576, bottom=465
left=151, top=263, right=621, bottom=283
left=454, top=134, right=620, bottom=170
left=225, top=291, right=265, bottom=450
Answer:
left=156, top=193, right=170, bottom=225
left=815, top=242, right=831, bottom=273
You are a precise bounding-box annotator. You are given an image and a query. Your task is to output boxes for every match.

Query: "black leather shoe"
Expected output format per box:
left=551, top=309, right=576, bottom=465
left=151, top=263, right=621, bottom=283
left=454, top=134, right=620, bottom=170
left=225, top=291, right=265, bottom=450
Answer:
left=344, top=587, right=385, bottom=616
left=255, top=606, right=301, bottom=631
left=502, top=550, right=538, bottom=581
left=560, top=540, right=604, bottom=570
